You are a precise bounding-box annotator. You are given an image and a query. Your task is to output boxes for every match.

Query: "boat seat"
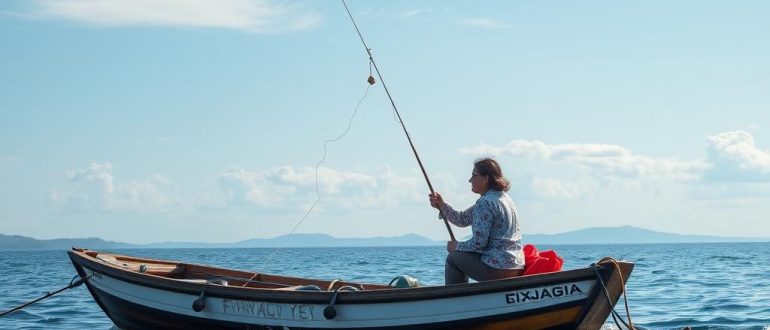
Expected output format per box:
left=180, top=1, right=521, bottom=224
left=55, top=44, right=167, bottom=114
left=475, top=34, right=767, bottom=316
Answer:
left=95, top=254, right=185, bottom=276
left=274, top=285, right=322, bottom=291
left=137, top=264, right=186, bottom=276
left=96, top=254, right=126, bottom=266
left=175, top=279, right=229, bottom=286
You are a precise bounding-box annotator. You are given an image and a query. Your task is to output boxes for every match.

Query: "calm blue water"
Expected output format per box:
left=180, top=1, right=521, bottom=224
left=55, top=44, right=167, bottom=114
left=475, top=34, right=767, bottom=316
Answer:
left=1, top=243, right=769, bottom=329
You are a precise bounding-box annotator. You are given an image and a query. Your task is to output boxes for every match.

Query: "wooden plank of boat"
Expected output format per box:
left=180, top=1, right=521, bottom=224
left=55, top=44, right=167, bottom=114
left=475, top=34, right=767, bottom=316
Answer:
left=68, top=248, right=633, bottom=330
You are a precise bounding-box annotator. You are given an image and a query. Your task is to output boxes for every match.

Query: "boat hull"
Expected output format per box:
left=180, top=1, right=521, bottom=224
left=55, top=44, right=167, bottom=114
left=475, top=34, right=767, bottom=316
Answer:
left=68, top=249, right=633, bottom=330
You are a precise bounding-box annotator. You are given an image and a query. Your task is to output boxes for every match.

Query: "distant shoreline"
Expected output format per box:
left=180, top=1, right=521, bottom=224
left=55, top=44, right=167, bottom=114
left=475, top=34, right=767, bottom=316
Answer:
left=2, top=226, right=768, bottom=251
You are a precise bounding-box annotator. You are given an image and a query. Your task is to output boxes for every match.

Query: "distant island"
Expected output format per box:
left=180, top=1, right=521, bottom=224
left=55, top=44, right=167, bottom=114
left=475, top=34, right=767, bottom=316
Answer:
left=1, top=226, right=768, bottom=250
left=525, top=225, right=769, bottom=245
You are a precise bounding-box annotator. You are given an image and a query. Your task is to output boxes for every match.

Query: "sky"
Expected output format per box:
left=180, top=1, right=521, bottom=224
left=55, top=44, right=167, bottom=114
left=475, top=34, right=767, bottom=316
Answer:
left=1, top=0, right=769, bottom=244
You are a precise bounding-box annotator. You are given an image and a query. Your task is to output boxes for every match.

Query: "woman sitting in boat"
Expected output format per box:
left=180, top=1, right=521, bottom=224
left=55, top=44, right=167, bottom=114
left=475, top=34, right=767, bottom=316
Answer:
left=429, top=158, right=524, bottom=285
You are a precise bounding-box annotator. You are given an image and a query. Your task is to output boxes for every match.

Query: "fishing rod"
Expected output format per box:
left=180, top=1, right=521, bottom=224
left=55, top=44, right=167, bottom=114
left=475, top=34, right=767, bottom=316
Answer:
left=341, top=0, right=456, bottom=242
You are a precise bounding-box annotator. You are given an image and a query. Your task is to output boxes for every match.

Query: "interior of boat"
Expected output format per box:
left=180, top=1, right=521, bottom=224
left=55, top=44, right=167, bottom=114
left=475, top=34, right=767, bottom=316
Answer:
left=79, top=249, right=395, bottom=291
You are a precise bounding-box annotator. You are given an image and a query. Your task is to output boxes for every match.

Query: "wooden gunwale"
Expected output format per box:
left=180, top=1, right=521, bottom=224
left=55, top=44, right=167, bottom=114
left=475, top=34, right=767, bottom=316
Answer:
left=68, top=248, right=625, bottom=305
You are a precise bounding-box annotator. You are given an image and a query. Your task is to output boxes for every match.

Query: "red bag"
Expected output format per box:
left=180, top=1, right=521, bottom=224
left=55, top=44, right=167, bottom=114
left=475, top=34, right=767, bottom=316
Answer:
left=523, top=244, right=563, bottom=275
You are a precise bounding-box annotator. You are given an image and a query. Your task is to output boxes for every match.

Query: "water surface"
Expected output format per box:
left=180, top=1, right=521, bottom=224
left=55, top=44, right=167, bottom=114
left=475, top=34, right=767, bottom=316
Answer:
left=1, top=243, right=768, bottom=329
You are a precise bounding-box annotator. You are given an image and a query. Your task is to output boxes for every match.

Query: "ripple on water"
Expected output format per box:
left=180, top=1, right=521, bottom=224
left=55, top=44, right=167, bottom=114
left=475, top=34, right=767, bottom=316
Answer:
left=642, top=316, right=701, bottom=328
left=0, top=309, right=40, bottom=320
left=6, top=261, right=29, bottom=268
left=710, top=254, right=753, bottom=262
left=699, top=303, right=750, bottom=313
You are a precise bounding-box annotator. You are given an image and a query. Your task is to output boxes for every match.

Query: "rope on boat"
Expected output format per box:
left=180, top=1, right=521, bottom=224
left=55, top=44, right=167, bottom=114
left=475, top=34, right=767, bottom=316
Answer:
left=0, top=274, right=90, bottom=318
left=323, top=284, right=360, bottom=320
left=592, top=257, right=635, bottom=330
left=327, top=279, right=341, bottom=291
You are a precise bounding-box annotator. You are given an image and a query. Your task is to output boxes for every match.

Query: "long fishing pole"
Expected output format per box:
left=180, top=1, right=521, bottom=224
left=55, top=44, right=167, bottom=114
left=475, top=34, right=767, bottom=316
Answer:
left=341, top=0, right=456, bottom=242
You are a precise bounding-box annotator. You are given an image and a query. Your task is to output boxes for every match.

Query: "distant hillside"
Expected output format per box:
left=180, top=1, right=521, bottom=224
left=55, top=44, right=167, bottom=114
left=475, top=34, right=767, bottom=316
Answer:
left=2, top=226, right=767, bottom=250
left=0, top=233, right=441, bottom=250
left=0, top=233, right=133, bottom=250
left=525, top=226, right=769, bottom=245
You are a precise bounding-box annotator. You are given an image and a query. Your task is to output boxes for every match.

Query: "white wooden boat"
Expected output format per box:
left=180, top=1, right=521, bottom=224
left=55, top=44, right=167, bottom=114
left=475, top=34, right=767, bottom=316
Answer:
left=68, top=248, right=633, bottom=329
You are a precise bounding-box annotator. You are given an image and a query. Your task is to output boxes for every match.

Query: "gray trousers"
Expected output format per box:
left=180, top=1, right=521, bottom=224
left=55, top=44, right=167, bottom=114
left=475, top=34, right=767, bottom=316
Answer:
left=445, top=251, right=523, bottom=285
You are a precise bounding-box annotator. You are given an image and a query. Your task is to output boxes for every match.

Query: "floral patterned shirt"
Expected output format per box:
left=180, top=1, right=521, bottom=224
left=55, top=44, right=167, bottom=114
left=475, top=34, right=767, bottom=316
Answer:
left=440, top=190, right=524, bottom=270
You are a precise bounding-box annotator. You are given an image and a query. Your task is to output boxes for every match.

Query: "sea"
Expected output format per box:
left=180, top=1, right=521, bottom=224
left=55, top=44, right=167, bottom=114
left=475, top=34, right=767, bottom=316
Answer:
left=1, top=243, right=769, bottom=330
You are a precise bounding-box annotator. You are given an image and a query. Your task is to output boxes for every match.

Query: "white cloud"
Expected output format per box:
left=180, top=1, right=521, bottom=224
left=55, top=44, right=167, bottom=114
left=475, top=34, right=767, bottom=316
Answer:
left=52, top=162, right=169, bottom=212
left=530, top=177, right=593, bottom=200
left=29, top=0, right=321, bottom=33
left=217, top=166, right=424, bottom=211
left=707, top=130, right=770, bottom=170
left=401, top=9, right=430, bottom=18
left=217, top=167, right=272, bottom=207
left=456, top=17, right=512, bottom=29
left=705, top=130, right=770, bottom=178
left=49, top=163, right=428, bottom=215
left=66, top=162, right=115, bottom=193
left=462, top=131, right=770, bottom=205
left=265, top=166, right=377, bottom=194
left=355, top=7, right=445, bottom=21
left=460, top=139, right=709, bottom=182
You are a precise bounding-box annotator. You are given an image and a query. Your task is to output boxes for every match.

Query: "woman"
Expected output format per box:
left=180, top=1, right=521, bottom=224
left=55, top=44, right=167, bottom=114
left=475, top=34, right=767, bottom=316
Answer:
left=429, top=158, right=524, bottom=285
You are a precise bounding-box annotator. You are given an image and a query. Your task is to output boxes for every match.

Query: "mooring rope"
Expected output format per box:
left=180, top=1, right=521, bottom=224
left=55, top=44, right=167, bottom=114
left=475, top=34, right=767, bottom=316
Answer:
left=593, top=257, right=635, bottom=330
left=0, top=274, right=90, bottom=318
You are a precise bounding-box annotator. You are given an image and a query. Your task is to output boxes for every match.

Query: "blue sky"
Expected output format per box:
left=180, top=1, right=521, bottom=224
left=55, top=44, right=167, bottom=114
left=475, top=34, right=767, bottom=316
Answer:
left=1, top=0, right=769, bottom=243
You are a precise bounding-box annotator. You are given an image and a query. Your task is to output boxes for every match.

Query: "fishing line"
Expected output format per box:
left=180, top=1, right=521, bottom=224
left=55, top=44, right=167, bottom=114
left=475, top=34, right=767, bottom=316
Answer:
left=242, top=0, right=456, bottom=285
left=287, top=84, right=372, bottom=238
left=341, top=0, right=456, bottom=241
left=241, top=83, right=371, bottom=286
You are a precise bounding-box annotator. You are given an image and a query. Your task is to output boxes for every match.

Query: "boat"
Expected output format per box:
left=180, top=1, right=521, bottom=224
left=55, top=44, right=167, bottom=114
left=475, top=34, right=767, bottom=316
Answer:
left=68, top=247, right=633, bottom=329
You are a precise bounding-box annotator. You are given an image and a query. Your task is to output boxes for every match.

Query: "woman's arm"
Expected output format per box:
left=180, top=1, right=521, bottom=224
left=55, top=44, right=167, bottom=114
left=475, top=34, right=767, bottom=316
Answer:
left=457, top=201, right=494, bottom=252
left=439, top=203, right=474, bottom=227
left=430, top=192, right=473, bottom=227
